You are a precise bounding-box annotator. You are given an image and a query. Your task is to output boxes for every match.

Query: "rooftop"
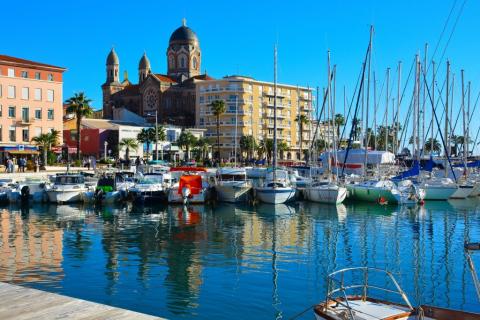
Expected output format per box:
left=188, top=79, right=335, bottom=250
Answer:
left=0, top=54, right=66, bottom=71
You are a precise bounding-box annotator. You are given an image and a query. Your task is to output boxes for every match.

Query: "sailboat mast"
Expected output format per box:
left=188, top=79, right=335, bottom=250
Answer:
left=413, top=55, right=418, bottom=162
left=467, top=81, right=471, bottom=162
left=385, top=68, right=390, bottom=152
left=327, top=50, right=332, bottom=175
left=396, top=61, right=401, bottom=155
left=445, top=61, right=450, bottom=177
left=422, top=43, right=428, bottom=157
left=234, top=86, right=238, bottom=167
left=364, top=25, right=373, bottom=177
left=373, top=72, right=377, bottom=151
left=273, top=44, right=278, bottom=180
left=461, top=70, right=467, bottom=170
left=431, top=61, right=435, bottom=157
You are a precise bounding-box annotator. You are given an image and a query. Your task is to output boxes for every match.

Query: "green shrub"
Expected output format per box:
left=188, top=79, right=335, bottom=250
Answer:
left=74, top=160, right=82, bottom=167
left=47, top=151, right=57, bottom=165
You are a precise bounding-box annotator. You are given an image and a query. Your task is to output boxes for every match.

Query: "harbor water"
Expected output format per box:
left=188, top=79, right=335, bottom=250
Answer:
left=0, top=200, right=479, bottom=319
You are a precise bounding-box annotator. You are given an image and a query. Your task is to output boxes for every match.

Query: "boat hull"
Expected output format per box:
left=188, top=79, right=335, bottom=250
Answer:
left=168, top=188, right=208, bottom=204
left=255, top=187, right=296, bottom=204
left=346, top=184, right=397, bottom=204
left=46, top=189, right=88, bottom=203
left=423, top=185, right=457, bottom=200
left=215, top=183, right=252, bottom=203
left=450, top=185, right=474, bottom=199
left=305, top=186, right=347, bottom=204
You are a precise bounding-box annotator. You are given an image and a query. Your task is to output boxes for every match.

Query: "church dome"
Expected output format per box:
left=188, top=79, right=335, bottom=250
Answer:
left=169, top=20, right=198, bottom=43
left=106, top=48, right=119, bottom=65
left=139, top=52, right=151, bottom=69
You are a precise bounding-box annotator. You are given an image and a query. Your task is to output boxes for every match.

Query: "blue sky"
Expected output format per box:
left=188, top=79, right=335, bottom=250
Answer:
left=4, top=0, right=479, bottom=150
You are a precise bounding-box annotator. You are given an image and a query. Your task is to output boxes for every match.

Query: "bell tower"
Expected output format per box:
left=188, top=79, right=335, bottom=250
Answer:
left=167, top=19, right=201, bottom=81
left=102, top=48, right=123, bottom=119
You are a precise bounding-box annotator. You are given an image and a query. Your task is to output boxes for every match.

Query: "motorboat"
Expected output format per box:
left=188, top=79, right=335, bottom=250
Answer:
left=255, top=169, right=296, bottom=204
left=215, top=167, right=253, bottom=203
left=245, top=167, right=267, bottom=179
left=313, top=267, right=479, bottom=320
left=128, top=172, right=173, bottom=203
left=93, top=175, right=129, bottom=204
left=346, top=179, right=398, bottom=204
left=168, top=167, right=211, bottom=204
left=7, top=178, right=48, bottom=203
left=46, top=174, right=91, bottom=204
left=304, top=180, right=347, bottom=204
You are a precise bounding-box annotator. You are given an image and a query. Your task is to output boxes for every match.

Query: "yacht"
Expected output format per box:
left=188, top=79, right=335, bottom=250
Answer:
left=129, top=172, right=173, bottom=203
left=421, top=177, right=458, bottom=200
left=392, top=180, right=425, bottom=205
left=215, top=167, right=253, bottom=202
left=346, top=179, right=398, bottom=204
left=46, top=174, right=91, bottom=204
left=255, top=169, right=296, bottom=204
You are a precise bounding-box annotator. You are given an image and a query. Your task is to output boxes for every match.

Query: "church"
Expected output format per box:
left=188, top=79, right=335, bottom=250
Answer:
left=101, top=19, right=212, bottom=127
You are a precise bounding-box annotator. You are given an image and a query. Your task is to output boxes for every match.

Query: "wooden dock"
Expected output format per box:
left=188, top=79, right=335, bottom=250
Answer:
left=0, top=282, right=164, bottom=319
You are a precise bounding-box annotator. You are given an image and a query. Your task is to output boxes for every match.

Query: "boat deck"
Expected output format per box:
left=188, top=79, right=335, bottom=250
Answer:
left=0, top=282, right=164, bottom=319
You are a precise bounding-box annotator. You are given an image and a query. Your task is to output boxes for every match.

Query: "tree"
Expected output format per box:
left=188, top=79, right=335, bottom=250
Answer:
left=424, top=138, right=441, bottom=153
left=334, top=113, right=345, bottom=137
left=156, top=125, right=167, bottom=160
left=240, top=135, right=256, bottom=160
left=32, top=129, right=60, bottom=165
left=177, top=131, right=198, bottom=161
left=196, top=137, right=211, bottom=160
left=66, top=92, right=93, bottom=160
left=210, top=100, right=226, bottom=162
left=277, top=140, right=289, bottom=160
left=119, top=138, right=138, bottom=161
left=256, top=139, right=266, bottom=160
left=137, top=128, right=155, bottom=159
left=295, top=114, right=309, bottom=162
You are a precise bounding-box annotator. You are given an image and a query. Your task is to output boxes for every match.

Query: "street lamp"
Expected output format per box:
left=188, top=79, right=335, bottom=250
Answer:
left=146, top=110, right=158, bottom=160
left=104, top=141, right=108, bottom=161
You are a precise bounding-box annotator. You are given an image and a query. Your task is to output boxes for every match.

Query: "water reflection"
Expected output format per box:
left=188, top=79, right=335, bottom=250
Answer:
left=0, top=200, right=478, bottom=319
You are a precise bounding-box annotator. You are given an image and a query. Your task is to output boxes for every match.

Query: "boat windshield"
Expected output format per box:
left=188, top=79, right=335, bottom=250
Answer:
left=55, top=176, right=85, bottom=184
left=220, top=174, right=246, bottom=181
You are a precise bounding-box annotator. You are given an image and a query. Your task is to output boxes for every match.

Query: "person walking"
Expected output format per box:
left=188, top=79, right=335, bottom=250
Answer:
left=7, top=158, right=14, bottom=173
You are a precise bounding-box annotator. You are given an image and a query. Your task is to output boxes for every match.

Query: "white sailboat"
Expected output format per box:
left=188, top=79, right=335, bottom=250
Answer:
left=255, top=45, right=296, bottom=204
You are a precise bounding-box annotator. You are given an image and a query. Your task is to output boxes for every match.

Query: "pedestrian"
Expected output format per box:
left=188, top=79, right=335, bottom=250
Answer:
left=87, top=157, right=91, bottom=170
left=7, top=158, right=13, bottom=173
left=91, top=156, right=96, bottom=171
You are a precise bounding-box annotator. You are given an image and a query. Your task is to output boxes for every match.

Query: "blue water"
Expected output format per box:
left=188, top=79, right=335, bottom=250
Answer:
left=0, top=200, right=479, bottom=319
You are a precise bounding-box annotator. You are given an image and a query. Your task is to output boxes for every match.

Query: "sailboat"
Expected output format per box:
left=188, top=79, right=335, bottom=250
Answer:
left=255, top=45, right=296, bottom=204
left=304, top=52, right=347, bottom=205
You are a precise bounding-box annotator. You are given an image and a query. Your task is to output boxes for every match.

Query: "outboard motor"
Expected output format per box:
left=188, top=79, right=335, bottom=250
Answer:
left=181, top=185, right=191, bottom=205
left=20, top=185, right=30, bottom=203
left=94, top=188, right=104, bottom=204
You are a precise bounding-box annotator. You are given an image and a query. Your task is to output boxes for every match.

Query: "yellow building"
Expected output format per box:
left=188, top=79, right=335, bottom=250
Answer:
left=195, top=75, right=313, bottom=161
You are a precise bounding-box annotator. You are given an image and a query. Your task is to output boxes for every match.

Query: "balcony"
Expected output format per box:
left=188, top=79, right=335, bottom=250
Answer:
left=264, top=101, right=288, bottom=108
left=17, top=118, right=33, bottom=125
left=264, top=90, right=288, bottom=98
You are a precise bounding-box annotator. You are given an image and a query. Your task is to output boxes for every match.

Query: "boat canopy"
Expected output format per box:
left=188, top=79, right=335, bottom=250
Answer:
left=219, top=167, right=247, bottom=175
left=322, top=149, right=395, bottom=165
left=178, top=175, right=203, bottom=195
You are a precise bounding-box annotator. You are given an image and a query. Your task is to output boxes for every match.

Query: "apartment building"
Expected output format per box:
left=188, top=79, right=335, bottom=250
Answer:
left=0, top=55, right=65, bottom=160
left=195, top=75, right=313, bottom=161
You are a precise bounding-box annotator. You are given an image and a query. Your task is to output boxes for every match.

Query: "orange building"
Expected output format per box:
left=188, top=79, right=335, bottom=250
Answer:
left=0, top=55, right=66, bottom=161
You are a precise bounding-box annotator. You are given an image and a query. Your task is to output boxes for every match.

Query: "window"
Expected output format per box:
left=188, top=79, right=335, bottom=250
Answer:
left=193, top=57, right=197, bottom=69
left=180, top=57, right=185, bottom=68
left=22, top=128, right=29, bottom=142
left=35, top=127, right=41, bottom=137
left=199, top=96, right=204, bottom=103
left=21, top=71, right=28, bottom=78
left=7, top=68, right=14, bottom=77
left=7, top=86, right=15, bottom=99
left=70, top=130, right=77, bottom=141
left=21, top=87, right=29, bottom=100
left=0, top=105, right=2, bottom=117
left=35, top=72, right=41, bottom=80
left=9, top=126, right=15, bottom=142
left=47, top=109, right=54, bottom=120
left=34, top=88, right=41, bottom=101
left=47, top=73, right=53, bottom=81
left=22, top=107, right=29, bottom=122
left=8, top=106, right=15, bottom=118
left=0, top=126, right=2, bottom=141
left=0, top=85, right=2, bottom=97
left=47, top=89, right=54, bottom=102
left=35, top=109, right=41, bottom=119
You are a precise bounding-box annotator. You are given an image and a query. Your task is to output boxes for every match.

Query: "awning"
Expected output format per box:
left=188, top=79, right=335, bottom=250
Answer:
left=7, top=150, right=40, bottom=155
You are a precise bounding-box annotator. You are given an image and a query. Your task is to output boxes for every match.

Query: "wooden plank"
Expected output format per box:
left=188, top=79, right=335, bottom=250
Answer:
left=0, top=282, right=164, bottom=320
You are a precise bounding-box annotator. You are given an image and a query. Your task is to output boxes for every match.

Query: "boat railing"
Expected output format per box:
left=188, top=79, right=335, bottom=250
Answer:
left=325, top=267, right=414, bottom=319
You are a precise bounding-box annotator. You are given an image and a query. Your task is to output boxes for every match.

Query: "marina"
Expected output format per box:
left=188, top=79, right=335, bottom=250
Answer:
left=0, top=199, right=478, bottom=319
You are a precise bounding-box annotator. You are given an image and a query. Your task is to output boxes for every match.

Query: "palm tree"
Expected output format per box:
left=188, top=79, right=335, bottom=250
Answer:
left=210, top=100, right=226, bottom=162
left=32, top=129, right=60, bottom=165
left=137, top=128, right=155, bottom=160
left=156, top=125, right=167, bottom=160
left=334, top=113, right=345, bottom=137
left=295, top=114, right=309, bottom=161
left=66, top=92, right=93, bottom=160
left=119, top=138, right=138, bottom=162
left=424, top=138, right=441, bottom=153
left=196, top=137, right=211, bottom=160
left=240, top=135, right=256, bottom=160
left=277, top=140, right=289, bottom=160
left=256, top=139, right=266, bottom=160
left=177, top=131, right=198, bottom=161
